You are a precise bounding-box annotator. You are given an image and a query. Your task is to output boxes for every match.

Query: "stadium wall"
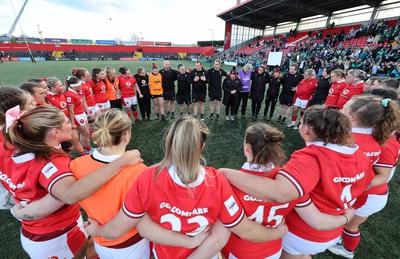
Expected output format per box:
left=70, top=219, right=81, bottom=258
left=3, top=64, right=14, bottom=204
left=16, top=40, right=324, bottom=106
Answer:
left=0, top=43, right=214, bottom=56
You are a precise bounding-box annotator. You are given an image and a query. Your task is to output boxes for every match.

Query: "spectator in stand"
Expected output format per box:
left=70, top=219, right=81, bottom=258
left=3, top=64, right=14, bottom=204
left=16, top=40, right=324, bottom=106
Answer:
left=277, top=64, right=303, bottom=124
left=207, top=59, right=227, bottom=120
left=336, top=69, right=366, bottom=109
left=309, top=67, right=333, bottom=106
left=118, top=67, right=141, bottom=122
left=235, top=63, right=252, bottom=118
left=88, top=68, right=110, bottom=113
left=159, top=60, right=178, bottom=119
left=390, top=63, right=400, bottom=78
left=287, top=69, right=318, bottom=130
left=371, top=61, right=381, bottom=76
left=176, top=64, right=192, bottom=117
left=334, top=59, right=345, bottom=71
left=223, top=67, right=242, bottom=121
left=104, top=66, right=122, bottom=109
left=189, top=61, right=208, bottom=121
left=377, top=62, right=387, bottom=76
left=134, top=67, right=151, bottom=121
left=148, top=63, right=165, bottom=120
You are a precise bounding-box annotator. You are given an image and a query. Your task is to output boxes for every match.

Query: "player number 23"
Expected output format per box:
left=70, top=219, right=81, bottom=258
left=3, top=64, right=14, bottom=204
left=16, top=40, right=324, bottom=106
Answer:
left=160, top=214, right=209, bottom=237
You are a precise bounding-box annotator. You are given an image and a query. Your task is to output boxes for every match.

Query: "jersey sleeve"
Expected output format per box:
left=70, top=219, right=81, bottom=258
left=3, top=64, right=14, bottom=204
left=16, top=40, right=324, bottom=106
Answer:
left=294, top=193, right=312, bottom=208
left=65, top=93, right=73, bottom=105
left=375, top=141, right=397, bottom=168
left=218, top=173, right=245, bottom=228
left=38, top=155, right=74, bottom=195
left=122, top=169, right=149, bottom=219
left=278, top=148, right=321, bottom=198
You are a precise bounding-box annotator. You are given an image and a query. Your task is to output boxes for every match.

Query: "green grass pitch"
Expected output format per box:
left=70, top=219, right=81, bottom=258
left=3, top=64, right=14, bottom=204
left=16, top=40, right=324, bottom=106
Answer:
left=0, top=60, right=399, bottom=258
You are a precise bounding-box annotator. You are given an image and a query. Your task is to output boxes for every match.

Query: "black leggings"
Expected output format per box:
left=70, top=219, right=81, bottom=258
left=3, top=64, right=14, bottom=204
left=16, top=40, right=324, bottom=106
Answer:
left=234, top=92, right=249, bottom=116
left=264, top=97, right=278, bottom=118
left=251, top=99, right=263, bottom=116
left=138, top=93, right=151, bottom=119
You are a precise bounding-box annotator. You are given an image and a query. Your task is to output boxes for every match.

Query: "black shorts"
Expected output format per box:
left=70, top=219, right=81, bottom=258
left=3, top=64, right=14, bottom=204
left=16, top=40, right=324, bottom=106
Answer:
left=176, top=94, right=192, bottom=105
left=192, top=92, right=206, bottom=103
left=279, top=94, right=294, bottom=106
left=163, top=91, right=175, bottom=101
left=209, top=92, right=222, bottom=101
left=151, top=94, right=163, bottom=99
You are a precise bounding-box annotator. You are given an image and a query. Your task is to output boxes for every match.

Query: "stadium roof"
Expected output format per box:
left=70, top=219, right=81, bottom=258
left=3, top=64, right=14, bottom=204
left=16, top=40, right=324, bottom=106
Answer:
left=217, top=0, right=383, bottom=29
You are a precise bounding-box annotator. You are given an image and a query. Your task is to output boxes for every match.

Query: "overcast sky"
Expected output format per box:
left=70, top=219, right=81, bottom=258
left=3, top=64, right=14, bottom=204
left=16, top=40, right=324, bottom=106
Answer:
left=0, top=0, right=236, bottom=44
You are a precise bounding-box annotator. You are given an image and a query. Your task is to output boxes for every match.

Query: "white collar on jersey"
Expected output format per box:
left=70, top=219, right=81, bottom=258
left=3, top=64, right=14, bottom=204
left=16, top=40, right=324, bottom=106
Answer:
left=306, top=141, right=359, bottom=155
left=11, top=145, right=62, bottom=164
left=338, top=79, right=346, bottom=83
left=352, top=127, right=373, bottom=134
left=241, top=162, right=275, bottom=172
left=92, top=149, right=122, bottom=163
left=167, top=165, right=205, bottom=188
left=11, top=152, right=35, bottom=163
left=68, top=88, right=78, bottom=94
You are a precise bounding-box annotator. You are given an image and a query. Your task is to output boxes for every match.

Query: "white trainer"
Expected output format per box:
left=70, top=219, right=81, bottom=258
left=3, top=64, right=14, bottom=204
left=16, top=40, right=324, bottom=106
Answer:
left=328, top=244, right=354, bottom=259
left=287, top=121, right=296, bottom=128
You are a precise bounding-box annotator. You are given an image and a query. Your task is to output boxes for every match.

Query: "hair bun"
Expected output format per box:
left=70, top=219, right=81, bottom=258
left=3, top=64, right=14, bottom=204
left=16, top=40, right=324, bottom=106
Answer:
left=264, top=129, right=284, bottom=143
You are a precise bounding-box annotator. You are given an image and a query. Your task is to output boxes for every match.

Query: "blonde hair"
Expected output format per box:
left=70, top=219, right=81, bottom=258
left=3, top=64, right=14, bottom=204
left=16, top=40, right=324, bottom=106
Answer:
left=105, top=66, right=116, bottom=79
left=46, top=77, right=61, bottom=89
left=305, top=69, right=316, bottom=78
left=243, top=63, right=252, bottom=70
left=6, top=106, right=66, bottom=159
left=156, top=117, right=210, bottom=185
left=92, top=109, right=131, bottom=147
left=347, top=69, right=366, bottom=81
left=331, top=69, right=345, bottom=78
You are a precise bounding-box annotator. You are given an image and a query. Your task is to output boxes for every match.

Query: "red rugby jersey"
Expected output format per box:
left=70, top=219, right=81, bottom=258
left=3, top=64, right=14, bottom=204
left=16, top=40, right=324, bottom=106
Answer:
left=46, top=91, right=69, bottom=116
left=336, top=81, right=364, bottom=109
left=324, top=80, right=347, bottom=106
left=279, top=142, right=373, bottom=242
left=65, top=89, right=85, bottom=115
left=117, top=75, right=136, bottom=98
left=123, top=166, right=245, bottom=259
left=88, top=80, right=108, bottom=104
left=222, top=163, right=297, bottom=259
left=81, top=81, right=96, bottom=107
left=0, top=149, right=80, bottom=234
